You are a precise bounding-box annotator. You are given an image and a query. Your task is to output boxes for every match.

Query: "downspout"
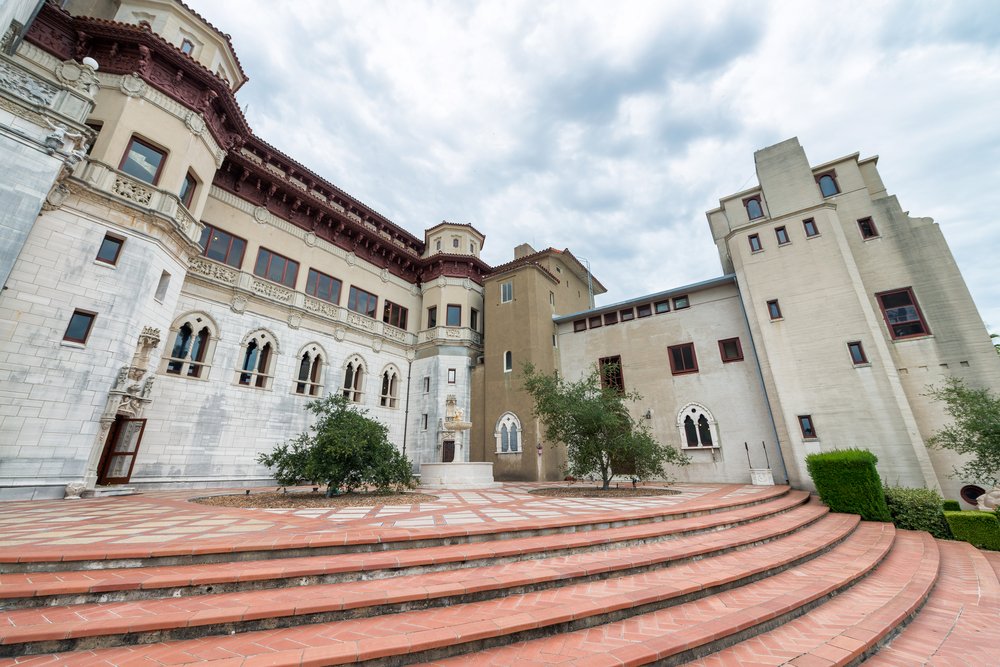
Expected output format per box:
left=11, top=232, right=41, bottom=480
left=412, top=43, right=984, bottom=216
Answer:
left=402, top=358, right=412, bottom=458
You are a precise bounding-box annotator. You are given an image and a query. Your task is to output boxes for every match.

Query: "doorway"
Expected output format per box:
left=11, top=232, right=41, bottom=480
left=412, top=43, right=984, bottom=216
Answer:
left=442, top=440, right=455, bottom=463
left=97, top=416, right=147, bottom=485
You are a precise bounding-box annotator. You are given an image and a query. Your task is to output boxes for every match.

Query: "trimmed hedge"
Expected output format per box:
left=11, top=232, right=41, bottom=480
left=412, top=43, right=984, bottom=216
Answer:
left=883, top=486, right=952, bottom=539
left=805, top=449, right=891, bottom=521
left=942, top=499, right=961, bottom=512
left=944, top=511, right=1000, bottom=551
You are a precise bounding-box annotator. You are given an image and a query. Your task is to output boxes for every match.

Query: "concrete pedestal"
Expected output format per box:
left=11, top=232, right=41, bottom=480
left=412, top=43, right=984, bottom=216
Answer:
left=419, top=462, right=501, bottom=489
left=749, top=468, right=775, bottom=486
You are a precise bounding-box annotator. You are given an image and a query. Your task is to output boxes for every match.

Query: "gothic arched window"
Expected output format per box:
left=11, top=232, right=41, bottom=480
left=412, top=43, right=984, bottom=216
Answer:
left=495, top=412, right=522, bottom=453
left=342, top=355, right=365, bottom=403
left=677, top=404, right=719, bottom=449
left=237, top=330, right=277, bottom=389
left=294, top=343, right=325, bottom=396
left=162, top=312, right=216, bottom=379
left=380, top=366, right=400, bottom=408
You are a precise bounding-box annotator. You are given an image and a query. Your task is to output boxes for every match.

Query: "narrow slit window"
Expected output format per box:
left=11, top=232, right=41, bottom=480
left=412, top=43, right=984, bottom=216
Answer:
left=847, top=341, right=868, bottom=365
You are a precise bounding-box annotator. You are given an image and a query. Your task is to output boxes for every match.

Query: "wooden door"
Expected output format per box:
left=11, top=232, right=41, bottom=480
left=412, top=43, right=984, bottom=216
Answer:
left=97, top=417, right=147, bottom=485
left=442, top=440, right=455, bottom=463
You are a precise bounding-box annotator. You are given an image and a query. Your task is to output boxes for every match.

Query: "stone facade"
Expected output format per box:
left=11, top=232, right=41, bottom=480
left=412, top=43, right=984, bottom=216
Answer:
left=1, top=2, right=998, bottom=503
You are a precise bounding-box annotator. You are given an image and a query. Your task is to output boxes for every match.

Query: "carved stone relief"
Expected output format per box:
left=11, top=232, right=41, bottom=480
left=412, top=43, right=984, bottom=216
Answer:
left=304, top=231, right=317, bottom=247
left=253, top=205, right=269, bottom=224
left=0, top=60, right=58, bottom=106
left=251, top=279, right=292, bottom=303
left=184, top=111, right=206, bottom=136
left=43, top=183, right=72, bottom=211
left=288, top=313, right=302, bottom=329
left=113, top=176, right=153, bottom=205
left=334, top=327, right=346, bottom=342
left=54, top=60, right=99, bottom=98
left=372, top=338, right=383, bottom=353
left=230, top=294, right=247, bottom=314
left=380, top=268, right=390, bottom=283
left=119, top=73, right=147, bottom=98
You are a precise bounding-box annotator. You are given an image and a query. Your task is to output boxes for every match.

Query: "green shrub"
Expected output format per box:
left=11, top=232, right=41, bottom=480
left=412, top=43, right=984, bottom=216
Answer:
left=883, top=485, right=953, bottom=539
left=944, top=511, right=1000, bottom=550
left=805, top=449, right=891, bottom=521
left=942, top=499, right=961, bottom=512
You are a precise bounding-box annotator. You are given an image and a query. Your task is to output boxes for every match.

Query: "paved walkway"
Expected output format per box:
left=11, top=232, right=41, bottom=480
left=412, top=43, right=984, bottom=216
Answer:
left=0, top=483, right=770, bottom=559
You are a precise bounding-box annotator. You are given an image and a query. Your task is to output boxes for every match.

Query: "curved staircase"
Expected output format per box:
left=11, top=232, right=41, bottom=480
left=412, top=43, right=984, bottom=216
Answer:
left=0, top=485, right=995, bottom=666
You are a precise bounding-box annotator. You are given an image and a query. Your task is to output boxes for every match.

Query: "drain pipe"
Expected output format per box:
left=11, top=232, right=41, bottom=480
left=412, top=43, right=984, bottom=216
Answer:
left=402, top=358, right=412, bottom=458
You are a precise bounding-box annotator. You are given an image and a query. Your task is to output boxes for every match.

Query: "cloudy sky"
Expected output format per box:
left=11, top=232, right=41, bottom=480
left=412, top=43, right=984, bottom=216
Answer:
left=195, top=1, right=1000, bottom=332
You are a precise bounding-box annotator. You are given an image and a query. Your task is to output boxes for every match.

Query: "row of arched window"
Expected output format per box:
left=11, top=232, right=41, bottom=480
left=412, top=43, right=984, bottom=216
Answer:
left=162, top=312, right=401, bottom=405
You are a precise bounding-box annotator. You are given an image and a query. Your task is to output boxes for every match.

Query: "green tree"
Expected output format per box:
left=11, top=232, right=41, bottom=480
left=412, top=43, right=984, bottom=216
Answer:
left=521, top=363, right=689, bottom=489
left=258, top=394, right=413, bottom=494
left=991, top=332, right=999, bottom=355
left=927, top=377, right=1000, bottom=488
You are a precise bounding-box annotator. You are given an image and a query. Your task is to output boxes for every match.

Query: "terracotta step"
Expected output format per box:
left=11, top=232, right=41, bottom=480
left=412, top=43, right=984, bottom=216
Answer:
left=0, top=513, right=872, bottom=663
left=864, top=539, right=1000, bottom=666
left=0, top=490, right=812, bottom=608
left=681, top=530, right=939, bottom=666
left=1, top=485, right=793, bottom=573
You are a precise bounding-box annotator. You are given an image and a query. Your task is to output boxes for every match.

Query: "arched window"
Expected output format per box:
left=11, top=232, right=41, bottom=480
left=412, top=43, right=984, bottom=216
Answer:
left=504, top=350, right=513, bottom=373
left=380, top=366, right=400, bottom=408
left=817, top=173, right=839, bottom=197
left=342, top=355, right=365, bottom=403
left=677, top=403, right=719, bottom=449
left=237, top=330, right=277, bottom=389
left=162, top=312, right=216, bottom=379
left=294, top=343, right=325, bottom=396
left=744, top=197, right=764, bottom=220
left=495, top=412, right=522, bottom=453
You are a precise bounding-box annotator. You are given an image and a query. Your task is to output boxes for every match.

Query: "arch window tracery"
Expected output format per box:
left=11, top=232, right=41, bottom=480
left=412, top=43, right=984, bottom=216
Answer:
left=294, top=343, right=325, bottom=396
left=342, top=355, right=366, bottom=403
left=677, top=403, right=719, bottom=449
left=495, top=412, right=522, bottom=453
left=380, top=366, right=400, bottom=408
left=237, top=330, right=277, bottom=389
left=162, top=312, right=216, bottom=379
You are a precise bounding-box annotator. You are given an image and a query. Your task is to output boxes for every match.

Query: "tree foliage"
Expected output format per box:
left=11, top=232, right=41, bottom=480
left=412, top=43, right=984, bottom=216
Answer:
left=521, top=363, right=689, bottom=489
left=927, top=377, right=1000, bottom=488
left=257, top=394, right=413, bottom=494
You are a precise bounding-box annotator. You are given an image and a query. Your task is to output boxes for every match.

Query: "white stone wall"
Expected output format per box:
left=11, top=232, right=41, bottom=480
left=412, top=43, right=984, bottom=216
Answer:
left=407, top=350, right=475, bottom=470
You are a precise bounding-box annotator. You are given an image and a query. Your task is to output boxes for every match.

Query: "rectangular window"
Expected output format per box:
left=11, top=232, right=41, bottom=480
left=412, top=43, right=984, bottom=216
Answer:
left=847, top=341, right=868, bottom=365
left=748, top=234, right=762, bottom=252
left=254, top=248, right=299, bottom=288
left=636, top=304, right=652, bottom=318
left=598, top=355, right=625, bottom=394
left=574, top=319, right=587, bottom=332
left=179, top=171, right=197, bottom=208
left=305, top=268, right=342, bottom=304
left=198, top=224, right=247, bottom=269
left=775, top=226, right=790, bottom=245
left=470, top=308, right=479, bottom=331
left=668, top=343, right=698, bottom=375
left=654, top=300, right=670, bottom=314
left=427, top=306, right=437, bottom=328
left=552, top=334, right=557, bottom=347
left=858, top=217, right=879, bottom=239
left=154, top=271, right=170, bottom=302
left=63, top=309, right=96, bottom=344
left=803, top=218, right=819, bottom=237
left=603, top=312, right=618, bottom=326
left=383, top=301, right=408, bottom=330
left=620, top=308, right=635, bottom=322
left=422, top=414, right=428, bottom=430
left=500, top=281, right=513, bottom=303
left=423, top=377, right=430, bottom=392
left=447, top=368, right=456, bottom=384
left=549, top=291, right=555, bottom=306
left=767, top=299, right=782, bottom=320
left=446, top=304, right=462, bottom=327
left=119, top=135, right=166, bottom=184
left=95, top=234, right=125, bottom=265
left=876, top=287, right=930, bottom=339
left=798, top=415, right=817, bottom=439
left=719, top=337, right=744, bottom=362
left=347, top=286, right=378, bottom=318
left=180, top=39, right=194, bottom=54
left=588, top=315, right=602, bottom=329
left=673, top=295, right=690, bottom=310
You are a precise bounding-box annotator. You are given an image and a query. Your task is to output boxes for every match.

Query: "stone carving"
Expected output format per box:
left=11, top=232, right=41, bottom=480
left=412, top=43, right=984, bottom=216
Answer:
left=333, top=327, right=346, bottom=342
left=304, top=297, right=338, bottom=320
left=372, top=338, right=383, bottom=353
left=141, top=376, right=155, bottom=398
left=1, top=20, right=22, bottom=55
left=251, top=279, right=292, bottom=303
left=346, top=312, right=374, bottom=331
left=410, top=284, right=420, bottom=296
left=189, top=257, right=238, bottom=285
left=288, top=313, right=302, bottom=329
left=64, top=482, right=86, bottom=500
left=345, top=252, right=356, bottom=266
left=380, top=268, right=390, bottom=283
left=977, top=488, right=1000, bottom=512
left=43, top=183, right=71, bottom=210
left=230, top=294, right=247, bottom=314
left=113, top=176, right=153, bottom=205
left=119, top=73, right=147, bottom=98
left=253, top=205, right=269, bottom=224
left=54, top=59, right=99, bottom=97
left=184, top=111, right=206, bottom=136
left=304, top=231, right=316, bottom=247
left=0, top=60, right=58, bottom=106
left=383, top=326, right=405, bottom=342
left=446, top=328, right=461, bottom=339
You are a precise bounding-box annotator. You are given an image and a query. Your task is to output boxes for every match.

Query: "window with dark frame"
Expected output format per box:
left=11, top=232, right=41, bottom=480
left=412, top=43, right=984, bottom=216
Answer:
left=816, top=172, right=839, bottom=197
left=423, top=377, right=430, bottom=392
left=470, top=308, right=479, bottom=331
left=452, top=238, right=459, bottom=248
left=767, top=299, right=782, bottom=320
left=719, top=337, right=744, bottom=362
left=198, top=224, right=246, bottom=268
left=347, top=286, right=378, bottom=319
left=603, top=312, right=618, bottom=325
left=598, top=355, right=625, bottom=394
left=422, top=414, right=428, bottom=430
left=383, top=301, right=408, bottom=330
left=673, top=295, right=689, bottom=309
left=305, top=269, right=342, bottom=304
left=636, top=304, right=652, bottom=318
left=620, top=308, right=635, bottom=322
left=749, top=234, right=762, bottom=252
left=654, top=300, right=670, bottom=314
left=574, top=319, right=587, bottom=332
left=294, top=350, right=323, bottom=396
left=744, top=196, right=764, bottom=220
left=253, top=248, right=299, bottom=288
left=857, top=217, right=879, bottom=239
left=775, top=226, right=790, bottom=245
left=63, top=310, right=96, bottom=344
left=446, top=304, right=462, bottom=327
left=588, top=315, right=602, bottom=329
left=803, top=218, right=819, bottom=237
left=119, top=136, right=166, bottom=184
left=427, top=306, right=437, bottom=328
left=504, top=350, right=513, bottom=372
left=876, top=288, right=930, bottom=339
left=798, top=415, right=817, bottom=439
left=847, top=341, right=868, bottom=365
left=238, top=335, right=273, bottom=389
left=447, top=368, right=456, bottom=384
left=668, top=343, right=698, bottom=375
left=165, top=318, right=210, bottom=377
left=179, top=171, right=197, bottom=208
left=95, top=234, right=124, bottom=265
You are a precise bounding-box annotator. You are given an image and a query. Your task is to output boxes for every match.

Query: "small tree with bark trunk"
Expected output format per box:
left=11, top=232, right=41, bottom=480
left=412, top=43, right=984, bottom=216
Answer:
left=927, top=377, right=1000, bottom=488
left=522, top=363, right=689, bottom=489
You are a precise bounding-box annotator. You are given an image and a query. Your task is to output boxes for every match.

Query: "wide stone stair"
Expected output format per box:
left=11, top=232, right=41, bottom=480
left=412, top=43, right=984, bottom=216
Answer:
left=0, top=485, right=995, bottom=666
